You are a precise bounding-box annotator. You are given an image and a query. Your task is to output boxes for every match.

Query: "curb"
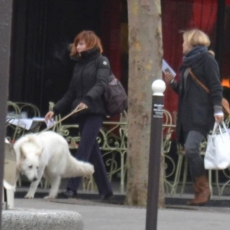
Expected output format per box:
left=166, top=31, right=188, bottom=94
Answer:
left=15, top=189, right=230, bottom=207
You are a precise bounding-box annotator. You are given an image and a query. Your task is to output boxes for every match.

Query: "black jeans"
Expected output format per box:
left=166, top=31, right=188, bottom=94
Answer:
left=184, top=130, right=206, bottom=181
left=67, top=114, right=113, bottom=195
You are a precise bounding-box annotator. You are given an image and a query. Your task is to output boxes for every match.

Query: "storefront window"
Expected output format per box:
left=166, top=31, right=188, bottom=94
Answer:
left=221, top=0, right=230, bottom=99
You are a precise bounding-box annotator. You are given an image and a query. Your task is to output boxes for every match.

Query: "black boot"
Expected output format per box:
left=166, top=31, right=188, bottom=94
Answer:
left=61, top=189, right=77, bottom=198
left=99, top=192, right=113, bottom=201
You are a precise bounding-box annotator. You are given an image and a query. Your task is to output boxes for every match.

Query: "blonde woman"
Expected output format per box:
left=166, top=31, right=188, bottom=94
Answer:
left=165, top=29, right=223, bottom=205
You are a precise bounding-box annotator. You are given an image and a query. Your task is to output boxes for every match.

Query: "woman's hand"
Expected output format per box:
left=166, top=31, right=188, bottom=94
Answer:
left=164, top=72, right=175, bottom=84
left=76, top=102, right=88, bottom=110
left=45, top=111, right=54, bottom=121
left=214, top=114, right=224, bottom=123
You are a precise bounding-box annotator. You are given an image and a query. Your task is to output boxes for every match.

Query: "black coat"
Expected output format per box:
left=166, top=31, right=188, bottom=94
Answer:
left=171, top=51, right=223, bottom=144
left=53, top=48, right=110, bottom=116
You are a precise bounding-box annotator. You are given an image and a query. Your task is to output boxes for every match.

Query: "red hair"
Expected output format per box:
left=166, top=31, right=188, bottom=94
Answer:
left=70, top=30, right=103, bottom=57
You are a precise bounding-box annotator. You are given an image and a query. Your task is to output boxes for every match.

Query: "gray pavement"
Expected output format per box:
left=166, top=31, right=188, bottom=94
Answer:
left=12, top=198, right=230, bottom=230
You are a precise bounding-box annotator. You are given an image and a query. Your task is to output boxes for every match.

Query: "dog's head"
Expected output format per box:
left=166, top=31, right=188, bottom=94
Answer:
left=18, top=141, right=43, bottom=182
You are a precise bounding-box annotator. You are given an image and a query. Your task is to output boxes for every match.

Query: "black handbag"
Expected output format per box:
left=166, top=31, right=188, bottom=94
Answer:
left=104, top=73, right=127, bottom=116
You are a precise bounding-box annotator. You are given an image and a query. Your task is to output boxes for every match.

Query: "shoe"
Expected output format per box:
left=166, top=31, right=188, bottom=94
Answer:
left=99, top=192, right=113, bottom=201
left=61, top=190, right=77, bottom=198
left=187, top=181, right=199, bottom=205
left=187, top=175, right=210, bottom=206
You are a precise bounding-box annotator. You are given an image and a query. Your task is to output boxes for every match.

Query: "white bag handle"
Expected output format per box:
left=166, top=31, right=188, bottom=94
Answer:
left=212, top=121, right=229, bottom=138
left=221, top=121, right=228, bottom=133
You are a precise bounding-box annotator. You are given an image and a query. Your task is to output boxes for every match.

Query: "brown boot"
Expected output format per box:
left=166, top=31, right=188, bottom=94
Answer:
left=187, top=175, right=210, bottom=206
left=187, top=181, right=199, bottom=205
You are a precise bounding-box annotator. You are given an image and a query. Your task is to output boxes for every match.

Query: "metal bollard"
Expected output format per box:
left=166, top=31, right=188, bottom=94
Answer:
left=0, top=0, right=13, bottom=227
left=145, top=79, right=166, bottom=230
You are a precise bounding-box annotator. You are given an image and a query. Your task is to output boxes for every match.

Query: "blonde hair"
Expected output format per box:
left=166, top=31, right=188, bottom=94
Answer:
left=183, top=29, right=210, bottom=48
left=70, top=30, right=103, bottom=57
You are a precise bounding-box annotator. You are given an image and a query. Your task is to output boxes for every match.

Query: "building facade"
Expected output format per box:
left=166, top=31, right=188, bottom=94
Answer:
left=9, top=0, right=230, bottom=117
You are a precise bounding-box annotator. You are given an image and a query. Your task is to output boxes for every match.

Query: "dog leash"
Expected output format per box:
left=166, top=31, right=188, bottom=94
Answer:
left=39, top=107, right=86, bottom=133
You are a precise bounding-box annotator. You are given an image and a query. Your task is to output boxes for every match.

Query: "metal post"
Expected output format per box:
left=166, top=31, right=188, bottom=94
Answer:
left=0, top=0, right=13, bottom=227
left=145, top=79, right=166, bottom=230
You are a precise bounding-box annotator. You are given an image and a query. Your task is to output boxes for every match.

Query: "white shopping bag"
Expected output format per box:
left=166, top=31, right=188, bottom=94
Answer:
left=205, top=122, right=230, bottom=170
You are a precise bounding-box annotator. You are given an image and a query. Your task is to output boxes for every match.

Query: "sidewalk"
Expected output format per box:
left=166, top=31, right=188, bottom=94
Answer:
left=13, top=197, right=230, bottom=230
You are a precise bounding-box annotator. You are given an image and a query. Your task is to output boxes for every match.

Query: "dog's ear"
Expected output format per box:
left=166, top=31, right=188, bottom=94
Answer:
left=19, top=146, right=26, bottom=159
left=36, top=147, right=44, bottom=156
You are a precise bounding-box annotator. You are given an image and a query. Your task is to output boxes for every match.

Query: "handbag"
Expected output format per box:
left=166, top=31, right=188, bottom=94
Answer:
left=95, top=57, right=127, bottom=117
left=189, top=68, right=230, bottom=116
left=204, top=121, right=230, bottom=170
left=104, top=73, right=128, bottom=116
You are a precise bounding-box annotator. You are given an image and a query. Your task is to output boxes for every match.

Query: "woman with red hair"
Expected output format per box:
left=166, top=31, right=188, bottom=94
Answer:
left=45, top=30, right=113, bottom=200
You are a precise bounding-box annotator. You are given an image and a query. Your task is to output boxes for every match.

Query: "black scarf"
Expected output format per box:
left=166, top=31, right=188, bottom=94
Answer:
left=180, top=45, right=208, bottom=72
left=179, top=46, right=208, bottom=96
left=71, top=47, right=100, bottom=62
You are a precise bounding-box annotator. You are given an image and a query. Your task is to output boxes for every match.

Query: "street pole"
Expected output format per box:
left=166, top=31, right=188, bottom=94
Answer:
left=145, top=79, right=166, bottom=230
left=0, top=0, right=13, bottom=228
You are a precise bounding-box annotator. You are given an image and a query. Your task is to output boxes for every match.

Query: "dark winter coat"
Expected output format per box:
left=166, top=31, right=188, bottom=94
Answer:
left=53, top=48, right=110, bottom=116
left=171, top=49, right=223, bottom=144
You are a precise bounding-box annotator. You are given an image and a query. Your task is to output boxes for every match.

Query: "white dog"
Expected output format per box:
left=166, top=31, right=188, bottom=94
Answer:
left=13, top=131, right=94, bottom=199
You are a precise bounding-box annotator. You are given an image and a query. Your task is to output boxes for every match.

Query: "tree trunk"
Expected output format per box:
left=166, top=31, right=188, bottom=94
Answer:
left=126, top=0, right=165, bottom=207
